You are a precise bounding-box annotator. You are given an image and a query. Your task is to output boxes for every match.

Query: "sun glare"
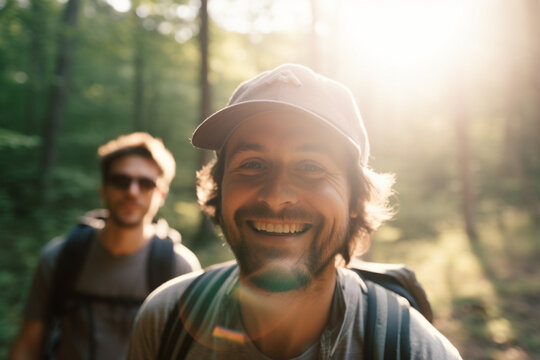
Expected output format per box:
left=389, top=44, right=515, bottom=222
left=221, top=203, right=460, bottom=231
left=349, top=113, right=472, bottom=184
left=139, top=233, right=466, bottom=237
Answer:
left=105, top=0, right=492, bottom=101
left=205, top=0, right=488, bottom=89
left=106, top=0, right=131, bottom=13
left=342, top=1, right=480, bottom=70
left=339, top=1, right=479, bottom=73
left=331, top=0, right=494, bottom=105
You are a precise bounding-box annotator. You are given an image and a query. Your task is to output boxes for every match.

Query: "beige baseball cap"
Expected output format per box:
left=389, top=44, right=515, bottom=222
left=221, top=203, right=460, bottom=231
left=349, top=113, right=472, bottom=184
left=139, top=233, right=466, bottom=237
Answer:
left=191, top=64, right=370, bottom=165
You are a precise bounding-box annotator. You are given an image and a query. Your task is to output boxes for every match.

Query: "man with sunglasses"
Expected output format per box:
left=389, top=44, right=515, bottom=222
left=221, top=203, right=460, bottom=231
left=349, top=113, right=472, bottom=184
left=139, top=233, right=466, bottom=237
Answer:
left=9, top=132, right=201, bottom=360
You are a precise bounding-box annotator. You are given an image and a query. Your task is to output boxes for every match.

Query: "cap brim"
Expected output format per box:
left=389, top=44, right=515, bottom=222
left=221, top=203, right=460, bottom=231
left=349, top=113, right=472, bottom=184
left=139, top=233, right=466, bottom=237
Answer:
left=191, top=100, right=361, bottom=155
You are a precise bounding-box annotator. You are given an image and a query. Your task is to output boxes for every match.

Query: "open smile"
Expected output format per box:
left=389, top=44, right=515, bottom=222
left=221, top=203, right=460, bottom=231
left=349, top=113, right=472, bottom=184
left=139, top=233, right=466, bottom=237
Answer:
left=247, top=220, right=311, bottom=235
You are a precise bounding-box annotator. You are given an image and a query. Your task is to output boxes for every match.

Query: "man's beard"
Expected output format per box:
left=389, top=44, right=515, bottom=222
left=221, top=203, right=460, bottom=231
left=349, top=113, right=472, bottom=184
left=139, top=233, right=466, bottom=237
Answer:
left=221, top=203, right=349, bottom=293
left=108, top=199, right=146, bottom=228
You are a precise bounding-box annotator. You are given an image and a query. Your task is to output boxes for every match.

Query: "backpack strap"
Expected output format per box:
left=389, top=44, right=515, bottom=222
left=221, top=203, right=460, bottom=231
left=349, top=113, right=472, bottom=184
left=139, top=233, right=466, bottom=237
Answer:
left=400, top=300, right=411, bottom=359
left=46, top=224, right=96, bottom=359
left=350, top=261, right=433, bottom=323
left=158, top=273, right=205, bottom=360
left=50, top=224, right=95, bottom=316
left=158, top=263, right=237, bottom=360
left=364, top=281, right=411, bottom=360
left=147, top=235, right=176, bottom=292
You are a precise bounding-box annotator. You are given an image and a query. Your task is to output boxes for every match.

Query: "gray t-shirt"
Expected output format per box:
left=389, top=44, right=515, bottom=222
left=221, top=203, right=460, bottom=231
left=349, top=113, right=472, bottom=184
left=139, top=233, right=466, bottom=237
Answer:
left=127, top=266, right=462, bottom=360
left=25, top=232, right=201, bottom=360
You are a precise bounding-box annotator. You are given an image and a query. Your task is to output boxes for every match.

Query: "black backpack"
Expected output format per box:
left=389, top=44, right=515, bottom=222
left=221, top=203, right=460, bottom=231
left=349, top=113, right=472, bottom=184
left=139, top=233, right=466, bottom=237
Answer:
left=158, top=261, right=433, bottom=360
left=349, top=260, right=433, bottom=360
left=47, top=210, right=178, bottom=359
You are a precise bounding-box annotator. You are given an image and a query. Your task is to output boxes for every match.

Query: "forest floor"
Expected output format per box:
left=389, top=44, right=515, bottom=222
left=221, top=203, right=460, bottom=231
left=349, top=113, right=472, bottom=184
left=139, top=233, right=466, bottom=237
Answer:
left=371, top=209, right=540, bottom=360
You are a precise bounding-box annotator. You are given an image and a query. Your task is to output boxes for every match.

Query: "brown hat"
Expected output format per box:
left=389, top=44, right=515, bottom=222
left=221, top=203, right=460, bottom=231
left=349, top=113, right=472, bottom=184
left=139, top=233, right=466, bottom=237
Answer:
left=191, top=64, right=370, bottom=165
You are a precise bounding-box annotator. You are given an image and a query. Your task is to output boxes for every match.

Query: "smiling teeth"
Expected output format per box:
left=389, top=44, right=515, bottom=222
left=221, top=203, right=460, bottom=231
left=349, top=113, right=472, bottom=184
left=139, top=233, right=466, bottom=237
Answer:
left=253, top=222, right=306, bottom=234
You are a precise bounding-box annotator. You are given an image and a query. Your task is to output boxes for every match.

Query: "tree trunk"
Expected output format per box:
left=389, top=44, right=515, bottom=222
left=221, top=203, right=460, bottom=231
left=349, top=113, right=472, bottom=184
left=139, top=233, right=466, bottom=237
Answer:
left=25, top=0, right=48, bottom=135
left=195, top=0, right=216, bottom=245
left=523, top=0, right=540, bottom=222
left=39, top=0, right=81, bottom=207
left=500, top=1, right=540, bottom=224
left=132, top=7, right=145, bottom=131
left=199, top=0, right=210, bottom=122
left=198, top=0, right=211, bottom=166
left=454, top=95, right=477, bottom=240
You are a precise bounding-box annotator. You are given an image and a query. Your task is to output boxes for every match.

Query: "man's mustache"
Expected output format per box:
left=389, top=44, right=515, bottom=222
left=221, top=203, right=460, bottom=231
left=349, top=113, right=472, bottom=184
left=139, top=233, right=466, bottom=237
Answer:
left=234, top=202, right=316, bottom=223
left=119, top=198, right=143, bottom=207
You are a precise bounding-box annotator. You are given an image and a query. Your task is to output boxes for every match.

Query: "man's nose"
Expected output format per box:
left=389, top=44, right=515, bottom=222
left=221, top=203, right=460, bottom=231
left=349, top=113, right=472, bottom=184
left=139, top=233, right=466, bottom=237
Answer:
left=127, top=180, right=142, bottom=195
left=257, top=166, right=298, bottom=210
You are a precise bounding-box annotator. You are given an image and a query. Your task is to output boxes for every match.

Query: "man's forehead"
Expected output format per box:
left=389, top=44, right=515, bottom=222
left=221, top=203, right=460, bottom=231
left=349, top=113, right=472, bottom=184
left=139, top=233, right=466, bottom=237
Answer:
left=220, top=111, right=357, bottom=162
left=109, top=154, right=161, bottom=175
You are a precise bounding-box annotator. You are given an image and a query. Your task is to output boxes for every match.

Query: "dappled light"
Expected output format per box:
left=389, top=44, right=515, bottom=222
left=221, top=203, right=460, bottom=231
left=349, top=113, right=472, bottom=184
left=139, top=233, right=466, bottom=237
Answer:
left=1, top=0, right=539, bottom=358
left=373, top=207, right=538, bottom=359
left=209, top=0, right=312, bottom=34
left=339, top=2, right=475, bottom=73
left=106, top=0, right=131, bottom=13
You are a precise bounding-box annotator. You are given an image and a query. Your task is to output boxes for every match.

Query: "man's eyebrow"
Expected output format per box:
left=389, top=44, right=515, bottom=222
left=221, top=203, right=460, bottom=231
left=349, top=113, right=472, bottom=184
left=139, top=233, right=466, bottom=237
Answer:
left=228, top=142, right=264, bottom=158
left=296, top=143, right=333, bottom=156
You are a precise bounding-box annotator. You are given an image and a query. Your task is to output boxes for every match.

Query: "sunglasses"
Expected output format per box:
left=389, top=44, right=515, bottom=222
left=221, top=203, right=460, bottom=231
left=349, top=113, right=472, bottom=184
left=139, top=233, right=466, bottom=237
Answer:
left=106, top=173, right=157, bottom=192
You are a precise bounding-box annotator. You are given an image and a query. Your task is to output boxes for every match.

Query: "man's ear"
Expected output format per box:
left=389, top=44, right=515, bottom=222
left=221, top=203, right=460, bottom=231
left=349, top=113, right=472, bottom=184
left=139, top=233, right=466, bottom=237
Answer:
left=158, top=186, right=169, bottom=207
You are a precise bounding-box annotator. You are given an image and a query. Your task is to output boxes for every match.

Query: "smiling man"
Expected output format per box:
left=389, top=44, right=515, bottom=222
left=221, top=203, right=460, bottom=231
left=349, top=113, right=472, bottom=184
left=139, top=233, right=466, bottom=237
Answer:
left=220, top=113, right=353, bottom=295
left=9, top=132, right=201, bottom=360
left=127, top=64, right=461, bottom=359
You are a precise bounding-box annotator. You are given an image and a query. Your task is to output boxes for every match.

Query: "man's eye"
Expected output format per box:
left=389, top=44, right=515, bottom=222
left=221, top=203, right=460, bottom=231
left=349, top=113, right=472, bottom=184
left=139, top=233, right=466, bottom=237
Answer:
left=301, top=163, right=324, bottom=172
left=240, top=161, right=263, bottom=170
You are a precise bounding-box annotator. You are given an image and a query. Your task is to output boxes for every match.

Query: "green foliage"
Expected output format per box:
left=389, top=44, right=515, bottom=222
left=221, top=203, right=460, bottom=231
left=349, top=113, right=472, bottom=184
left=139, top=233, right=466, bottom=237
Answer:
left=0, top=130, right=41, bottom=224
left=0, top=128, right=40, bottom=149
left=1, top=1, right=539, bottom=359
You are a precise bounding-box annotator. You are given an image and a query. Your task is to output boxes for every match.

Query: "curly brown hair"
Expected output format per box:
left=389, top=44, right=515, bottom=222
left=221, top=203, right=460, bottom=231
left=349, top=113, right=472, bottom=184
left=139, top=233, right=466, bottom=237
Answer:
left=98, top=132, right=176, bottom=189
left=196, top=149, right=395, bottom=264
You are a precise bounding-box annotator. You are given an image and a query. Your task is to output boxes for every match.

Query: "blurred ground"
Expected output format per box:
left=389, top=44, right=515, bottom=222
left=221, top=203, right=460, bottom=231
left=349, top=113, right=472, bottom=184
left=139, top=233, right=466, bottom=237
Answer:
left=371, top=208, right=540, bottom=360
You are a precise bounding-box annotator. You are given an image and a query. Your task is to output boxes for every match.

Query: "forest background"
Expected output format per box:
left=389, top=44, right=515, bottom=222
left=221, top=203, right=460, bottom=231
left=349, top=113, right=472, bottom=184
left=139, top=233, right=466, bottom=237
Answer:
left=1, top=0, right=539, bottom=359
